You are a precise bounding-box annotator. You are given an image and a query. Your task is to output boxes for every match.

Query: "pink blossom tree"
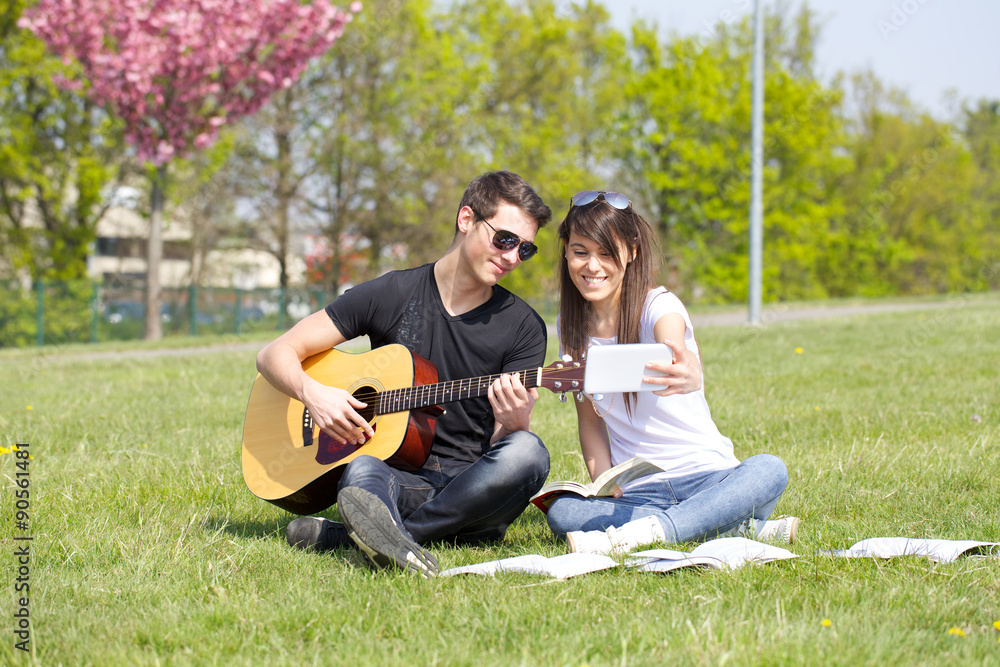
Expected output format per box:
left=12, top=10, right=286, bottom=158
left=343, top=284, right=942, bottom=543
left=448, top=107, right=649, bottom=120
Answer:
left=19, top=0, right=361, bottom=339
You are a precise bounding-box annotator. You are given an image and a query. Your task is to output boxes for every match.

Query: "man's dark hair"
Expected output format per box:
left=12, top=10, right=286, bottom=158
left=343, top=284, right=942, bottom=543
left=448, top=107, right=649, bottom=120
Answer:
left=456, top=171, right=551, bottom=232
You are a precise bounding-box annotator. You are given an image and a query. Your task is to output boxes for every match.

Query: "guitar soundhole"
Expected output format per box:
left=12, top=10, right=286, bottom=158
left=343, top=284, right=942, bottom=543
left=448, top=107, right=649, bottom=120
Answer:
left=353, top=385, right=379, bottom=424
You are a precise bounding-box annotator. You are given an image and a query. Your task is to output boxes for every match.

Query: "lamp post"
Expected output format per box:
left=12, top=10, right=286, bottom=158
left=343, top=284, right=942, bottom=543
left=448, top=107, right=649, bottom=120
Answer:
left=749, top=0, right=765, bottom=324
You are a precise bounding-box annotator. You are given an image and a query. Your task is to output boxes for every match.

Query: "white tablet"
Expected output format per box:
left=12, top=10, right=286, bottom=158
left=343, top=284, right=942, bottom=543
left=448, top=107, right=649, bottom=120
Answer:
left=583, top=343, right=674, bottom=394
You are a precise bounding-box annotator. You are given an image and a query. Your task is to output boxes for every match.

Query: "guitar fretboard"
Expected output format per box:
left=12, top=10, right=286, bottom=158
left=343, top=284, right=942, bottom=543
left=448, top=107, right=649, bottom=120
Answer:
left=376, top=368, right=540, bottom=415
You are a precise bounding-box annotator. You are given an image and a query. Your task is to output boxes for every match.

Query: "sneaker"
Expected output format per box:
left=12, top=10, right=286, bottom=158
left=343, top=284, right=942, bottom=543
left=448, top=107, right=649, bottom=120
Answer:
left=755, top=516, right=799, bottom=543
left=286, top=516, right=353, bottom=552
left=567, top=516, right=666, bottom=556
left=566, top=528, right=613, bottom=555
left=337, top=486, right=439, bottom=577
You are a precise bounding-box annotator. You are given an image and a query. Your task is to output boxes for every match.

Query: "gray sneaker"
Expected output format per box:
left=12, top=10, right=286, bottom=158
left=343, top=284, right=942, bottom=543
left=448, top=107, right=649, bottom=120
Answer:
left=286, top=516, right=353, bottom=551
left=337, top=487, right=439, bottom=577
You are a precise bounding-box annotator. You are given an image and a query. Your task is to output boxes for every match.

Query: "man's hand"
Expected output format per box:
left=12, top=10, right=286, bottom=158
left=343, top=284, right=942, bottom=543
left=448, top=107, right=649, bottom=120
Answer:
left=488, top=372, right=537, bottom=442
left=300, top=379, right=375, bottom=445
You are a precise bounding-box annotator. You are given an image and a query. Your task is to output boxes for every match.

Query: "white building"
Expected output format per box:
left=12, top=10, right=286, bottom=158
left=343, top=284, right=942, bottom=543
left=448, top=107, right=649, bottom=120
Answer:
left=89, top=195, right=306, bottom=289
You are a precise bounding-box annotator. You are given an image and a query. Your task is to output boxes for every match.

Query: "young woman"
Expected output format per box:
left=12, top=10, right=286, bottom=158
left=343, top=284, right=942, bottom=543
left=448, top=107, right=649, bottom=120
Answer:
left=546, top=190, right=796, bottom=554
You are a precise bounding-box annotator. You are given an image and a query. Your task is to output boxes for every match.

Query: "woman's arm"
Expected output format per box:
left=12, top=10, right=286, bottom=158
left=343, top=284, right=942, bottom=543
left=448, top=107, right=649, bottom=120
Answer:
left=575, top=395, right=613, bottom=482
left=641, top=312, right=703, bottom=396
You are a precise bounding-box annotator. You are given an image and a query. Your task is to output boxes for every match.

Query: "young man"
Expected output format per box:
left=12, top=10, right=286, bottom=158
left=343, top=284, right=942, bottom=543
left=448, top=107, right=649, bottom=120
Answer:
left=255, top=171, right=552, bottom=577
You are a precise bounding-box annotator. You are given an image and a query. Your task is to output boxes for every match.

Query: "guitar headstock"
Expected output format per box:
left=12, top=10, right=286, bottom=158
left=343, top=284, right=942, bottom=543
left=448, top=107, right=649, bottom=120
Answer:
left=538, top=356, right=586, bottom=402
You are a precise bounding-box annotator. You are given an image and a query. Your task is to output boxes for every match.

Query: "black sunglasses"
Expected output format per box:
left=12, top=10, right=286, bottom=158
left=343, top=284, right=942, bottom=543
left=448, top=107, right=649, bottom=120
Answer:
left=570, top=190, right=631, bottom=210
left=475, top=214, right=538, bottom=261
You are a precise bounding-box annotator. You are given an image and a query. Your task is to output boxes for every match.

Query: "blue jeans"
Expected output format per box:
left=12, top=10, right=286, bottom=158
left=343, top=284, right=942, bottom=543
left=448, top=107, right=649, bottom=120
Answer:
left=545, top=453, right=789, bottom=543
left=337, top=430, right=550, bottom=545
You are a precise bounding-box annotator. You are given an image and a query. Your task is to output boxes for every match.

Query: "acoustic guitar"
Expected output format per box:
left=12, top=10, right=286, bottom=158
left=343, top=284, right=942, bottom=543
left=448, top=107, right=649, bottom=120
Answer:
left=241, top=344, right=586, bottom=515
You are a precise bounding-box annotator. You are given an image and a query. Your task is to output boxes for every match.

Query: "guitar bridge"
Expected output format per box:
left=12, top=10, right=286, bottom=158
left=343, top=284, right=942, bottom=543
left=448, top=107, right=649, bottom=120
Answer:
left=302, top=408, right=314, bottom=446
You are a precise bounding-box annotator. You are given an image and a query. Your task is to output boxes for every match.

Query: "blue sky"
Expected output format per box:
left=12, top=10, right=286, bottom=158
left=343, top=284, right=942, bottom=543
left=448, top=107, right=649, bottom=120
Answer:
left=601, top=0, right=999, bottom=120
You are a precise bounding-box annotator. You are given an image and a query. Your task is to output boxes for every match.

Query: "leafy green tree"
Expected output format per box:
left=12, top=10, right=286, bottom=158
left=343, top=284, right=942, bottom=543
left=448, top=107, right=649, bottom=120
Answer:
left=303, top=0, right=473, bottom=292
left=620, top=5, right=848, bottom=303
left=221, top=0, right=476, bottom=297
left=962, top=99, right=1000, bottom=291
left=0, top=0, right=125, bottom=283
left=442, top=0, right=630, bottom=301
left=166, top=131, right=240, bottom=288
left=834, top=72, right=983, bottom=295
left=246, top=0, right=630, bottom=306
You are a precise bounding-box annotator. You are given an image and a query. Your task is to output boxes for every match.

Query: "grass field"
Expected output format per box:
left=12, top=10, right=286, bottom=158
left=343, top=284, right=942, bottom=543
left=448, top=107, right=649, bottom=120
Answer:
left=2, top=295, right=999, bottom=665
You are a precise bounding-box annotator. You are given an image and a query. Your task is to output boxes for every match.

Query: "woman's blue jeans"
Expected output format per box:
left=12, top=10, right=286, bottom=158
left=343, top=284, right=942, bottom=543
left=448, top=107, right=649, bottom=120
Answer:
left=338, top=430, right=549, bottom=545
left=545, top=453, right=789, bottom=543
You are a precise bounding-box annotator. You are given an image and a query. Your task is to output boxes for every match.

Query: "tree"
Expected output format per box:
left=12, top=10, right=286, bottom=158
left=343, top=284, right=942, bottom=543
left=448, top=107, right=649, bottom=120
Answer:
left=232, top=0, right=631, bottom=303
left=303, top=0, right=477, bottom=293
left=19, top=0, right=360, bottom=338
left=0, top=0, right=125, bottom=283
left=445, top=0, right=630, bottom=301
left=834, top=72, right=983, bottom=295
left=962, top=99, right=1000, bottom=291
left=620, top=5, right=849, bottom=303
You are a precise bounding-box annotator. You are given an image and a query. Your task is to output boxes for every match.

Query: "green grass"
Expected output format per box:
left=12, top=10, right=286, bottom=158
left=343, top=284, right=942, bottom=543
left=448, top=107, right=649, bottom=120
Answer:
left=2, top=296, right=1000, bottom=665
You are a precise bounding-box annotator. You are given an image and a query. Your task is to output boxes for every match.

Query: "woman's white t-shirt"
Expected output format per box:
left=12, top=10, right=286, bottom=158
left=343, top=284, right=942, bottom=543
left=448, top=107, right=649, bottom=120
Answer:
left=561, top=287, right=740, bottom=482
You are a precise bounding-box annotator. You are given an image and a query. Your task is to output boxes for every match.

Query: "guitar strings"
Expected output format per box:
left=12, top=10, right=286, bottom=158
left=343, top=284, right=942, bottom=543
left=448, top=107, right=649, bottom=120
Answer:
left=373, top=365, right=584, bottom=415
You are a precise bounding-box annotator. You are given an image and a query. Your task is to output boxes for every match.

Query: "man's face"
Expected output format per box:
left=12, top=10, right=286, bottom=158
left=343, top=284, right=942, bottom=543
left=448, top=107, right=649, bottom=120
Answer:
left=461, top=203, right=539, bottom=285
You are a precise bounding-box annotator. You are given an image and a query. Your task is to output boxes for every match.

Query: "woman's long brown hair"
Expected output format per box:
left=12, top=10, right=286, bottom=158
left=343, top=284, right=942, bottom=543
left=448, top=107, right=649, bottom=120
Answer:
left=557, top=198, right=661, bottom=417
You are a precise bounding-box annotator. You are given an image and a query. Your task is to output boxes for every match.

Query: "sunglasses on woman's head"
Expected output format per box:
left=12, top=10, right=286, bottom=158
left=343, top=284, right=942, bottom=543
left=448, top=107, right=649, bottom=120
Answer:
left=570, top=190, right=631, bottom=210
left=475, top=214, right=538, bottom=261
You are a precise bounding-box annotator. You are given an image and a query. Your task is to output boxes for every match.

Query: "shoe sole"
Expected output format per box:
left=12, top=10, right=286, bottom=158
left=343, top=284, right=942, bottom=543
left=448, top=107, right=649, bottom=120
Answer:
left=338, top=487, right=439, bottom=577
left=758, top=516, right=800, bottom=544
left=785, top=517, right=799, bottom=543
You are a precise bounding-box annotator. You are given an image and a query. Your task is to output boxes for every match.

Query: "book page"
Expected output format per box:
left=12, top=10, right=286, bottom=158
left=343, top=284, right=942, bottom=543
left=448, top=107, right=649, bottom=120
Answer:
left=627, top=548, right=692, bottom=562
left=825, top=538, right=1000, bottom=563
left=533, top=480, right=592, bottom=496
left=440, top=553, right=618, bottom=579
left=629, top=538, right=797, bottom=572
left=630, top=556, right=725, bottom=572
left=591, top=458, right=664, bottom=496
left=689, top=537, right=798, bottom=567
left=530, top=458, right=664, bottom=514
left=532, top=553, right=619, bottom=579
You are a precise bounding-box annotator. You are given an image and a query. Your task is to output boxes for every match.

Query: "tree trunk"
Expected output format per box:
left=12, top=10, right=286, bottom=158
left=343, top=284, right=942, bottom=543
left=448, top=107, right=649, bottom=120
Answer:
left=145, top=164, right=166, bottom=340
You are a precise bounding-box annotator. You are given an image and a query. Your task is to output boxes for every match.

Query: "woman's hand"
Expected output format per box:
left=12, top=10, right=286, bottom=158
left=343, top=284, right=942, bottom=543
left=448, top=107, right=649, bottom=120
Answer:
left=643, top=338, right=703, bottom=397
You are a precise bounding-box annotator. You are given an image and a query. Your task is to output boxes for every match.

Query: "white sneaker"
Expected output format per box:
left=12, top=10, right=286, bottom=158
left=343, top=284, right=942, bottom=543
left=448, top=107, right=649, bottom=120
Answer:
left=755, top=516, right=799, bottom=543
left=567, top=516, right=666, bottom=555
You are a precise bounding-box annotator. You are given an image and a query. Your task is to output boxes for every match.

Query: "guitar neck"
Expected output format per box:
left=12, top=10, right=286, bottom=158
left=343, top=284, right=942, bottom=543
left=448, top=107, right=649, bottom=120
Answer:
left=376, top=368, right=541, bottom=415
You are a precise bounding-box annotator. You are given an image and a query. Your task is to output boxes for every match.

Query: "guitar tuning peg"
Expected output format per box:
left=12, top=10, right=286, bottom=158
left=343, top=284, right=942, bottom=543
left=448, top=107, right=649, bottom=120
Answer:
left=593, top=393, right=603, bottom=401
left=576, top=392, right=585, bottom=402
left=561, top=354, right=573, bottom=362
left=558, top=392, right=568, bottom=403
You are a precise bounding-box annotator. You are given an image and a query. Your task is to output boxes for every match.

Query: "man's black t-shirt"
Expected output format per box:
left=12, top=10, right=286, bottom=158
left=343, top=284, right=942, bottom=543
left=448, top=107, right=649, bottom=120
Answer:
left=325, top=263, right=547, bottom=465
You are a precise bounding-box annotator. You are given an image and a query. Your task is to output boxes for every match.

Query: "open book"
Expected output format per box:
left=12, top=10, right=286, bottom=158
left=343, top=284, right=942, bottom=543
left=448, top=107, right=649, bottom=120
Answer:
left=440, top=553, right=618, bottom=580
left=822, top=537, right=1000, bottom=563
left=530, top=457, right=664, bottom=513
left=627, top=537, right=799, bottom=572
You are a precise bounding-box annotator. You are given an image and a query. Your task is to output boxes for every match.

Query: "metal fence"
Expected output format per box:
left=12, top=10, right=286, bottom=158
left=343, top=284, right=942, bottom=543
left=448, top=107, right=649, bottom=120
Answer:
left=0, top=280, right=333, bottom=348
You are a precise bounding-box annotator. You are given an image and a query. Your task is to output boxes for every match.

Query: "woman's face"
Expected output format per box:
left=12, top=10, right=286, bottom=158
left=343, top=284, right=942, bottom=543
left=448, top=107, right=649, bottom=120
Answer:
left=564, top=230, right=630, bottom=306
